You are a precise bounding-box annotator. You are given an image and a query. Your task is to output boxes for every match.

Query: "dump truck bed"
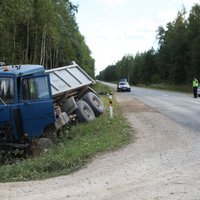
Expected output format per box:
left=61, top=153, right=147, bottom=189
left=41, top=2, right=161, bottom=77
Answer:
left=46, top=62, right=95, bottom=97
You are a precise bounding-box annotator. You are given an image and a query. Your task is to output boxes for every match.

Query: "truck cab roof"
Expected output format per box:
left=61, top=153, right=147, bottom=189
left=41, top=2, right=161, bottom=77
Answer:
left=0, top=64, right=45, bottom=77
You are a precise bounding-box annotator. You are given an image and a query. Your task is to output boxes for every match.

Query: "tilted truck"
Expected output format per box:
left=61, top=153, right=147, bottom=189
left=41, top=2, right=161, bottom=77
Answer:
left=0, top=61, right=104, bottom=154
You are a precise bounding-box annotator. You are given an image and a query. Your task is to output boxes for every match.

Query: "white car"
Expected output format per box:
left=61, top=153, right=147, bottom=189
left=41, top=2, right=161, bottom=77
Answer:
left=117, top=81, right=131, bottom=92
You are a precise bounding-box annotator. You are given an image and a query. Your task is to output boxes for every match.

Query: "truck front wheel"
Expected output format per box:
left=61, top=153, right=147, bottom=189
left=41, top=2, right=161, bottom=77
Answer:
left=30, top=137, right=52, bottom=156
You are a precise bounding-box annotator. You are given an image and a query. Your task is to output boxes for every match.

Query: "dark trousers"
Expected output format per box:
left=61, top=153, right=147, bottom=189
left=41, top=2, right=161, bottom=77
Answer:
left=193, top=87, right=198, bottom=98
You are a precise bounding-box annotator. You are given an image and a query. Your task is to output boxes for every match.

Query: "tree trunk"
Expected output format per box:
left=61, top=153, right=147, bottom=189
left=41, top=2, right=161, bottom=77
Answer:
left=33, top=28, right=38, bottom=63
left=12, top=25, right=16, bottom=64
left=49, top=45, right=52, bottom=69
left=40, top=27, right=46, bottom=66
left=25, top=19, right=30, bottom=63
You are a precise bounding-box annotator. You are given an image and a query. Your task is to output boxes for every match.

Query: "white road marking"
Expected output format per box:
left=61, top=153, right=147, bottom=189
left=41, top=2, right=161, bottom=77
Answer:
left=162, top=94, right=169, bottom=97
left=189, top=100, right=200, bottom=105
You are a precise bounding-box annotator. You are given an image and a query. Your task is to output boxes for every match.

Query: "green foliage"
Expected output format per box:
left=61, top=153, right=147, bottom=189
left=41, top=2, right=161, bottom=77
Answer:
left=0, top=0, right=94, bottom=76
left=92, top=82, right=113, bottom=94
left=97, top=4, right=200, bottom=86
left=0, top=94, right=132, bottom=182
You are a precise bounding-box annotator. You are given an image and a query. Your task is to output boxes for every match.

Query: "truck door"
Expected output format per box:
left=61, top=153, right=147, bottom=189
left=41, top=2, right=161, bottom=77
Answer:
left=19, top=75, right=55, bottom=139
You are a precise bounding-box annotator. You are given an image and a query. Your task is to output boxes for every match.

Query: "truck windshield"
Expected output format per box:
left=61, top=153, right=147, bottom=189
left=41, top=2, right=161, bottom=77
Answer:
left=0, top=78, right=14, bottom=104
left=23, top=76, right=50, bottom=101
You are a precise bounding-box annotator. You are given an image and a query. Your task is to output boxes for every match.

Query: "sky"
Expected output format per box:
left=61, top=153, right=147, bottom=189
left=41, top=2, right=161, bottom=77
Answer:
left=71, top=0, right=200, bottom=75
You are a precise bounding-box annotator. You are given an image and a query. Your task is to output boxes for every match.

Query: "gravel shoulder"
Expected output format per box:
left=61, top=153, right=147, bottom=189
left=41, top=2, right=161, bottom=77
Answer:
left=1, top=92, right=200, bottom=200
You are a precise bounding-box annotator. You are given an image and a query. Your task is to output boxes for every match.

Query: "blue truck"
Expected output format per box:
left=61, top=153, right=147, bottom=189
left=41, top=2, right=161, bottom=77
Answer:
left=0, top=62, right=104, bottom=154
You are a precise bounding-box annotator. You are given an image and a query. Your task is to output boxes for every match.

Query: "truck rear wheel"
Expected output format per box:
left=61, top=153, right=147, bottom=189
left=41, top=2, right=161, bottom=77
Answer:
left=76, top=100, right=95, bottom=122
left=82, top=92, right=104, bottom=116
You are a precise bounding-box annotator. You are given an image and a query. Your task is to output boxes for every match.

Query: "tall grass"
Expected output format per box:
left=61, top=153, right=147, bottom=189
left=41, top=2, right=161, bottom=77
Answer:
left=0, top=84, right=133, bottom=182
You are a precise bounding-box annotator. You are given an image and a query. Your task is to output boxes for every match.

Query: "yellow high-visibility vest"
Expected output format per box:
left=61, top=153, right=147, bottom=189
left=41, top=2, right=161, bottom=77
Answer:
left=193, top=79, right=198, bottom=87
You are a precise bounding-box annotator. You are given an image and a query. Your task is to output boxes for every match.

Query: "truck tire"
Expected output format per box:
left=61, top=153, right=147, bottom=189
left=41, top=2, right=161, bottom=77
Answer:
left=31, top=138, right=52, bottom=156
left=38, top=137, right=52, bottom=149
left=82, top=92, right=104, bottom=116
left=43, top=125, right=57, bottom=141
left=76, top=100, right=95, bottom=122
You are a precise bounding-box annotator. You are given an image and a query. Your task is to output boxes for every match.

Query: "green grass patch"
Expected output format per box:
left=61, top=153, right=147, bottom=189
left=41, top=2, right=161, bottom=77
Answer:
left=0, top=88, right=133, bottom=182
left=92, top=81, right=113, bottom=95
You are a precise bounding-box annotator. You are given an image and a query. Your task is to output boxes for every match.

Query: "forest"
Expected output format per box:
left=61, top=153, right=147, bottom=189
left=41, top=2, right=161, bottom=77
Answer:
left=0, top=0, right=95, bottom=77
left=97, top=4, right=200, bottom=86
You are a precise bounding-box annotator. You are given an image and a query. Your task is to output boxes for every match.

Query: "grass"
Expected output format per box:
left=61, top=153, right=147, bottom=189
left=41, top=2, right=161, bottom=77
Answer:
left=0, top=84, right=133, bottom=182
left=93, top=81, right=113, bottom=95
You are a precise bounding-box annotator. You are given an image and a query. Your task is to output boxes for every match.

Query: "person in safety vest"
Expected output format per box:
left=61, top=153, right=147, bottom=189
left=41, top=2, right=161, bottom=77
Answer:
left=193, top=77, right=198, bottom=98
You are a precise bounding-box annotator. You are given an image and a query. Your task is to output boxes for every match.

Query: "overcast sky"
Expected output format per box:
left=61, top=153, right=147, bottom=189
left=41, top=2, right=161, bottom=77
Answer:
left=71, top=0, right=200, bottom=75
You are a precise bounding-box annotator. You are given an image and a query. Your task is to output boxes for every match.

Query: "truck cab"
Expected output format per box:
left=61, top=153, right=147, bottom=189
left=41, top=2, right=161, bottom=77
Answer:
left=0, top=65, right=55, bottom=149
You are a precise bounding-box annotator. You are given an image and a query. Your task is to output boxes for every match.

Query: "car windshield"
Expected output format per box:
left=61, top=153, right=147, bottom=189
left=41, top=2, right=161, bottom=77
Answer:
left=0, top=78, right=14, bottom=104
left=119, top=82, right=127, bottom=85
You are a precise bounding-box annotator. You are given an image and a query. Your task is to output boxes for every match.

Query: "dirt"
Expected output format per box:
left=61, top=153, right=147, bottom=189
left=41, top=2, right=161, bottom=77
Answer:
left=1, top=92, right=200, bottom=200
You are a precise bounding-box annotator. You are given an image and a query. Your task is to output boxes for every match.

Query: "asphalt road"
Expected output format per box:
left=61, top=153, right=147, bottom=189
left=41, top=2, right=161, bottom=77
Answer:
left=102, top=82, right=200, bottom=132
